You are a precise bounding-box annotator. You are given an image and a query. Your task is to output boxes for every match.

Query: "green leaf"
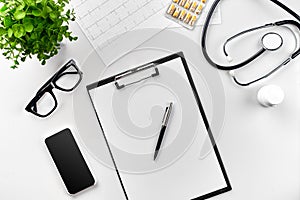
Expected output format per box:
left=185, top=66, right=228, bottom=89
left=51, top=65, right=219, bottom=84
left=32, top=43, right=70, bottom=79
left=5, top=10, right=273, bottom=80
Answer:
left=12, top=24, right=25, bottom=38
left=16, top=3, right=25, bottom=11
left=30, top=32, right=37, bottom=40
left=38, top=0, right=47, bottom=6
left=32, top=9, right=41, bottom=16
left=56, top=19, right=63, bottom=26
left=49, top=12, right=58, bottom=21
left=24, top=0, right=35, bottom=6
left=23, top=16, right=33, bottom=24
left=7, top=28, right=13, bottom=37
left=4, top=16, right=13, bottom=27
left=66, top=9, right=70, bottom=18
left=0, top=27, right=6, bottom=36
left=41, top=10, right=48, bottom=19
left=21, top=57, right=26, bottom=62
left=45, top=6, right=52, bottom=13
left=24, top=22, right=33, bottom=32
left=0, top=5, right=7, bottom=12
left=57, top=34, right=63, bottom=42
left=11, top=41, right=16, bottom=48
left=14, top=11, right=26, bottom=20
left=0, top=5, right=8, bottom=16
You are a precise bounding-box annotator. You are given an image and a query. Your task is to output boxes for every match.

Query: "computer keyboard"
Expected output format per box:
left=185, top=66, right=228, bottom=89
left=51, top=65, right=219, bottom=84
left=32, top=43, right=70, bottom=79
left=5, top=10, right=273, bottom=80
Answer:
left=72, top=0, right=221, bottom=65
left=74, top=0, right=169, bottom=51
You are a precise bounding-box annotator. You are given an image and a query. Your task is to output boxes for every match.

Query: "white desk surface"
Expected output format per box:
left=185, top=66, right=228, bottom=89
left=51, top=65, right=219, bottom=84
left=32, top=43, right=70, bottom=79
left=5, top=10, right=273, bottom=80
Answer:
left=0, top=0, right=299, bottom=199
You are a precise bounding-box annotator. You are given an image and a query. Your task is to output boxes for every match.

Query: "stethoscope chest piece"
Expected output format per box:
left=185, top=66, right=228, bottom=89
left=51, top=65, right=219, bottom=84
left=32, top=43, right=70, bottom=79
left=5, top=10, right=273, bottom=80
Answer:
left=261, top=32, right=283, bottom=51
left=257, top=85, right=284, bottom=107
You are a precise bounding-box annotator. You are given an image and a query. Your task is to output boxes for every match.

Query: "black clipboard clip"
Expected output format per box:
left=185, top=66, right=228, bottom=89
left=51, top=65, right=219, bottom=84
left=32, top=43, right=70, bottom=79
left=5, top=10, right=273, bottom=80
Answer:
left=114, top=63, right=160, bottom=89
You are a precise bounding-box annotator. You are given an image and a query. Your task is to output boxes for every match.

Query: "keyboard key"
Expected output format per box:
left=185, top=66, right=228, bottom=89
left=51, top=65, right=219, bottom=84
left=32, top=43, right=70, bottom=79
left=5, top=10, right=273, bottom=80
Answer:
left=138, top=6, right=153, bottom=20
left=131, top=10, right=146, bottom=25
left=115, top=6, right=129, bottom=20
left=124, top=1, right=139, bottom=14
left=135, top=0, right=150, bottom=8
left=107, top=12, right=120, bottom=26
left=88, top=24, right=101, bottom=39
left=123, top=18, right=136, bottom=30
left=97, top=19, right=110, bottom=33
left=81, top=14, right=95, bottom=28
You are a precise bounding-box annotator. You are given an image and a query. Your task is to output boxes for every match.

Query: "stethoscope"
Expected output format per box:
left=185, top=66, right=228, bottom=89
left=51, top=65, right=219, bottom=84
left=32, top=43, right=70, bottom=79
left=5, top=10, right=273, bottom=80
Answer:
left=202, top=0, right=300, bottom=86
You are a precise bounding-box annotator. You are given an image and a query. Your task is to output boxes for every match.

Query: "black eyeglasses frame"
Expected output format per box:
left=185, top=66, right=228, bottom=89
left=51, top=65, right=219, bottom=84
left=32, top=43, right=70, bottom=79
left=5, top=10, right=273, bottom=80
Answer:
left=25, top=59, right=83, bottom=118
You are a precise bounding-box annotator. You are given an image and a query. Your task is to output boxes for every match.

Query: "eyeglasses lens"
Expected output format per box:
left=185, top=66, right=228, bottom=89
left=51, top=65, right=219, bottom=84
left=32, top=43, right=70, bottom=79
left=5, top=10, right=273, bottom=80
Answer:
left=55, top=64, right=81, bottom=91
left=33, top=92, right=56, bottom=116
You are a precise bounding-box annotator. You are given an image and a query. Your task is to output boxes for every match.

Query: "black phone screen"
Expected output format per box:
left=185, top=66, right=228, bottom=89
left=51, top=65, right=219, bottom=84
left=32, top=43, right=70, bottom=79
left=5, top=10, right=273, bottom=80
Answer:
left=45, top=128, right=95, bottom=195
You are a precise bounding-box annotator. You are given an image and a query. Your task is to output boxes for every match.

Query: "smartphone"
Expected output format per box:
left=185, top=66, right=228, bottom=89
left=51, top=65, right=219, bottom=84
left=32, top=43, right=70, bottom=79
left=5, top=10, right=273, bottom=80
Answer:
left=45, top=128, right=96, bottom=195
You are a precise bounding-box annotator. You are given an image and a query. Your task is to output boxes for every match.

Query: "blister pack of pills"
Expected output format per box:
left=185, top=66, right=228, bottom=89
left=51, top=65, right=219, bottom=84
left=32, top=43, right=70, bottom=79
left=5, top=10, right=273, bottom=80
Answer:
left=166, top=0, right=207, bottom=29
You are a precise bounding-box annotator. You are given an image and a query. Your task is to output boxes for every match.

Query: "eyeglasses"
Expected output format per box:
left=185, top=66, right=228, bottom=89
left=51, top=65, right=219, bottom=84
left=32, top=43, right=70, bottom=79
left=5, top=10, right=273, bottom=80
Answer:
left=25, top=59, right=83, bottom=118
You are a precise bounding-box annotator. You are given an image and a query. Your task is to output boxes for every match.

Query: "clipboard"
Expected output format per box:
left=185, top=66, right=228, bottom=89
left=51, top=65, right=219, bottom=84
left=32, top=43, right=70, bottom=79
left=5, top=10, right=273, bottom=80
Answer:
left=87, top=52, right=231, bottom=200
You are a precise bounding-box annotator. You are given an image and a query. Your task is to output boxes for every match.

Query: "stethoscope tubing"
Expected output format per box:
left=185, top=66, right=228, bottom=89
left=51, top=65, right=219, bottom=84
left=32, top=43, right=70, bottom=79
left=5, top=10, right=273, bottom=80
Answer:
left=201, top=0, right=300, bottom=71
left=231, top=25, right=299, bottom=86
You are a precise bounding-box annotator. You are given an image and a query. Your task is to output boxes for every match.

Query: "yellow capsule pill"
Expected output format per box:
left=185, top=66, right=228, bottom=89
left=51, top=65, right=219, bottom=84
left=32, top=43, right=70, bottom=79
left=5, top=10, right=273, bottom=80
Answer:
left=178, top=9, right=187, bottom=20
left=195, top=3, right=204, bottom=15
left=179, top=0, right=187, bottom=6
left=172, top=7, right=181, bottom=18
left=189, top=15, right=197, bottom=26
left=184, top=0, right=192, bottom=9
left=190, top=1, right=198, bottom=12
left=184, top=13, right=192, bottom=23
left=167, top=4, right=176, bottom=15
left=173, top=0, right=180, bottom=3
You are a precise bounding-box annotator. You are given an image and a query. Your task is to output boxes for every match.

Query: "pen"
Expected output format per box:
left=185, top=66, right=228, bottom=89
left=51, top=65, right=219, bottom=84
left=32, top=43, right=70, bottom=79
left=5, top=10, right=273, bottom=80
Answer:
left=154, top=102, right=173, bottom=161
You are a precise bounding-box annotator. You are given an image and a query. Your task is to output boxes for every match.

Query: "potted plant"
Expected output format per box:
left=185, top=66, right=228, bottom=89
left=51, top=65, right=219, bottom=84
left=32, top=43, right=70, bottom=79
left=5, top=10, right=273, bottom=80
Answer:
left=0, top=0, right=77, bottom=69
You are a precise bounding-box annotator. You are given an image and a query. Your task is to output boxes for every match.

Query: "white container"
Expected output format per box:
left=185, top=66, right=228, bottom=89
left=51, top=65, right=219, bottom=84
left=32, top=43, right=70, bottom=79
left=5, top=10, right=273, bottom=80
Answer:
left=257, top=85, right=284, bottom=107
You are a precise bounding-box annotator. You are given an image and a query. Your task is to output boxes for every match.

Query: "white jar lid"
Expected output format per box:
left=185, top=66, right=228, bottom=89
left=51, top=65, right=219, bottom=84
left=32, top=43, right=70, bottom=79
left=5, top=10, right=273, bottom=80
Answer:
left=257, top=85, right=284, bottom=107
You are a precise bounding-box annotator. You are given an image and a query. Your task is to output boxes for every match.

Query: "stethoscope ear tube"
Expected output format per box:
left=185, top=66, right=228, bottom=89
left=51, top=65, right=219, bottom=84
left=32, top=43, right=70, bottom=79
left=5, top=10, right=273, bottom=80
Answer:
left=201, top=0, right=273, bottom=71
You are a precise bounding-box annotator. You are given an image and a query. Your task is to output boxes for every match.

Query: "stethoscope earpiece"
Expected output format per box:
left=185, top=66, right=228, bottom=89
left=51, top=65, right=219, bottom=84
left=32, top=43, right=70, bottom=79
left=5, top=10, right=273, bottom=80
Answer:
left=261, top=32, right=283, bottom=51
left=226, top=55, right=233, bottom=63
